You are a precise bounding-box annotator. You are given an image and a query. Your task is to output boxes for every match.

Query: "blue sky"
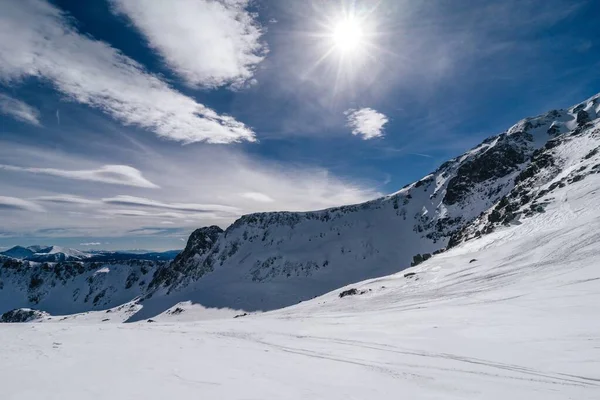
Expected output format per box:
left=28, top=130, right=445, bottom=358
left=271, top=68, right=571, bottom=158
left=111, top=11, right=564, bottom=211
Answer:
left=0, top=0, right=599, bottom=251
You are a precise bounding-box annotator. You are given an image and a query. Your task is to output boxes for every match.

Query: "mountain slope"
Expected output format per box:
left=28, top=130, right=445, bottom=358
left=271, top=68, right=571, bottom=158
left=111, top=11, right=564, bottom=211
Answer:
left=134, top=92, right=600, bottom=318
left=1, top=246, right=35, bottom=259
left=2, top=164, right=599, bottom=399
left=0, top=259, right=163, bottom=316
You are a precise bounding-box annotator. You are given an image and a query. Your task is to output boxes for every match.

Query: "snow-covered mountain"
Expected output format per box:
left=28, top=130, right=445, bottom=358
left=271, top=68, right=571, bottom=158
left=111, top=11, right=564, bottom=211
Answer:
left=133, top=92, right=600, bottom=318
left=1, top=245, right=91, bottom=262
left=0, top=245, right=180, bottom=263
left=2, top=139, right=599, bottom=398
left=1, top=246, right=36, bottom=259
left=1, top=91, right=599, bottom=320
left=0, top=257, right=164, bottom=316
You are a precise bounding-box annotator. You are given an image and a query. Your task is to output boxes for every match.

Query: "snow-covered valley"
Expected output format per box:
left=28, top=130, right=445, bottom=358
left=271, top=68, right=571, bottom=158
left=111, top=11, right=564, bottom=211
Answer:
left=1, top=165, right=599, bottom=399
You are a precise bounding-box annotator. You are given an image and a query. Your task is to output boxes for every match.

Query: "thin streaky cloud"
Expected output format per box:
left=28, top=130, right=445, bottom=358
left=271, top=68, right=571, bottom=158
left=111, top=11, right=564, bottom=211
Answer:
left=0, top=93, right=41, bottom=126
left=241, top=192, right=275, bottom=203
left=34, top=195, right=101, bottom=205
left=0, top=196, right=45, bottom=212
left=101, top=195, right=240, bottom=214
left=0, top=164, right=159, bottom=188
left=410, top=153, right=434, bottom=158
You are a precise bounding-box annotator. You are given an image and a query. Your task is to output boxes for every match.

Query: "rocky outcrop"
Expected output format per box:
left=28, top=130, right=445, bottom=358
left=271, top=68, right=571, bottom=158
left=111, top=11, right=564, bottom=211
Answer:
left=0, top=308, right=49, bottom=323
left=148, top=226, right=223, bottom=293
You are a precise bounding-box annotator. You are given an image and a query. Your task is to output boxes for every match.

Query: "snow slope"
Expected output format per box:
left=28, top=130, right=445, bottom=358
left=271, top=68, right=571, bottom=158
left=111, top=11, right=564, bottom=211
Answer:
left=1, top=163, right=599, bottom=399
left=132, top=92, right=600, bottom=319
left=0, top=259, right=163, bottom=315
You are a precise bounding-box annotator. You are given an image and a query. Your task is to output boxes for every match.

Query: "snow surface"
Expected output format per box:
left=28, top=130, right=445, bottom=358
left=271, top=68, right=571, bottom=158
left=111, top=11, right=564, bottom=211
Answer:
left=1, top=170, right=599, bottom=399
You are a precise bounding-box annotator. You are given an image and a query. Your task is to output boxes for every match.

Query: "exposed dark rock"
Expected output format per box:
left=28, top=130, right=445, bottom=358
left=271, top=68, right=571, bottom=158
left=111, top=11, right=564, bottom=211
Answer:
left=584, top=147, right=599, bottom=160
left=1, top=308, right=48, bottom=323
left=28, top=276, right=44, bottom=290
left=149, top=225, right=223, bottom=291
left=411, top=253, right=431, bottom=267
left=547, top=125, right=560, bottom=135
left=339, top=288, right=359, bottom=298
left=444, top=135, right=527, bottom=205
left=577, top=110, right=591, bottom=126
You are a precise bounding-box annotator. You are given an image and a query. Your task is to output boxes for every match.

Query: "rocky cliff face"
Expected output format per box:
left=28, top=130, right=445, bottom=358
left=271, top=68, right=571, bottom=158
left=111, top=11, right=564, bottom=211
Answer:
left=149, top=226, right=223, bottom=293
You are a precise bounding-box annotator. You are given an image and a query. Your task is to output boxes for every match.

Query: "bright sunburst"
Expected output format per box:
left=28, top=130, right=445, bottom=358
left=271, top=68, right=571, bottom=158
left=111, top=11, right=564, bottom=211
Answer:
left=302, top=1, right=384, bottom=96
left=332, top=17, right=364, bottom=53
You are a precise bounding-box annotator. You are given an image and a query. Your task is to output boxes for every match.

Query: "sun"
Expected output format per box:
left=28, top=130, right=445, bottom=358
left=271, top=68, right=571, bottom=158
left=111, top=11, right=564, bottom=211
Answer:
left=304, top=2, right=383, bottom=94
left=332, top=17, right=364, bottom=52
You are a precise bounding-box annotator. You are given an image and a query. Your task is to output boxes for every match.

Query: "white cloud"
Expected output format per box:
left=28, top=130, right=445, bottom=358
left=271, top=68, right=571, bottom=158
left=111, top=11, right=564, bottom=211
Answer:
left=345, top=108, right=388, bottom=140
left=35, top=195, right=100, bottom=205
left=241, top=192, right=275, bottom=203
left=0, top=0, right=255, bottom=144
left=0, top=143, right=381, bottom=239
left=0, top=164, right=159, bottom=188
left=111, top=0, right=266, bottom=88
left=79, top=242, right=101, bottom=246
left=101, top=195, right=240, bottom=214
left=0, top=196, right=45, bottom=212
left=0, top=94, right=41, bottom=126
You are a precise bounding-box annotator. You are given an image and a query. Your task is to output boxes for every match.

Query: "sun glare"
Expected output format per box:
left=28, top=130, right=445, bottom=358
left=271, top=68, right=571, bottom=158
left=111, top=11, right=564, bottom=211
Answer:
left=306, top=2, right=383, bottom=94
left=332, top=17, right=364, bottom=52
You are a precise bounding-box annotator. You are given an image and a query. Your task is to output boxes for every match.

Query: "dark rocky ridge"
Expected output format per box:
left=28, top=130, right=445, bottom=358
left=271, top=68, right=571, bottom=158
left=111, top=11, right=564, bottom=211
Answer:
left=148, top=226, right=223, bottom=293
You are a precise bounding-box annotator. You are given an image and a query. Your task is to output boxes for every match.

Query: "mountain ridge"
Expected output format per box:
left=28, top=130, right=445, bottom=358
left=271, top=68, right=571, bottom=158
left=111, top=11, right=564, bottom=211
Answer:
left=131, top=90, right=600, bottom=319
left=1, top=91, right=599, bottom=321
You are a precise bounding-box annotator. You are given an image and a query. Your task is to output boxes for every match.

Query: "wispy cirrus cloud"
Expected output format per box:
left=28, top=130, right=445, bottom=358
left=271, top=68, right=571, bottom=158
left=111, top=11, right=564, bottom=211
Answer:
left=0, top=142, right=382, bottom=244
left=0, top=196, right=45, bottom=212
left=101, top=195, right=239, bottom=214
left=241, top=192, right=275, bottom=203
left=0, top=164, right=158, bottom=188
left=111, top=0, right=266, bottom=88
left=0, top=0, right=255, bottom=144
left=0, top=93, right=41, bottom=126
left=34, top=195, right=101, bottom=205
left=345, top=108, right=389, bottom=140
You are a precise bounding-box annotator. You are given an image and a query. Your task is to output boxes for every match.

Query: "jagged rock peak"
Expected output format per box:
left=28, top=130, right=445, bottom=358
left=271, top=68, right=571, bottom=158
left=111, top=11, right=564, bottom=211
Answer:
left=148, top=226, right=223, bottom=293
left=174, top=225, right=223, bottom=265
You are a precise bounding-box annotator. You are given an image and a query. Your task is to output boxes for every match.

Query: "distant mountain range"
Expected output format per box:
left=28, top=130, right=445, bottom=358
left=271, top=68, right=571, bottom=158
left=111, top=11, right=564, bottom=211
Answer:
left=0, top=245, right=181, bottom=262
